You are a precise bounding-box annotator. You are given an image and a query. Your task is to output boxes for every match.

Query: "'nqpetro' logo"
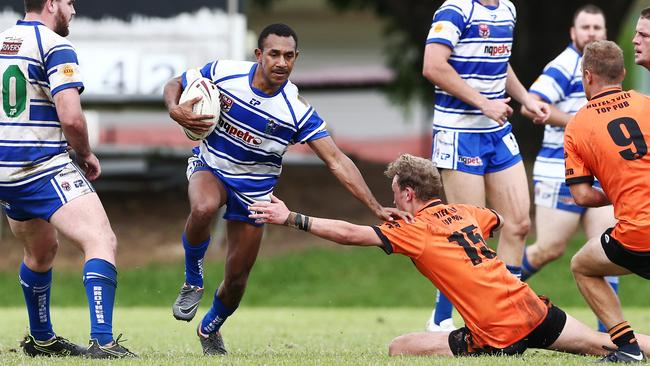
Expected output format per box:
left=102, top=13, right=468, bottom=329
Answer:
left=478, top=23, right=490, bottom=39
left=484, top=44, right=511, bottom=56
left=218, top=119, right=263, bottom=146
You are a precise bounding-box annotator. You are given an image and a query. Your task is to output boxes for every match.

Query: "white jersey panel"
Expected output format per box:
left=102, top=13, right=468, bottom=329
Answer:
left=529, top=45, right=585, bottom=182
left=427, top=0, right=516, bottom=132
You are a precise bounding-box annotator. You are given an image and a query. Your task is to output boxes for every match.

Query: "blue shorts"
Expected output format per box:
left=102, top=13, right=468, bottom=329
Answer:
left=534, top=180, right=603, bottom=214
left=186, top=155, right=267, bottom=226
left=431, top=124, right=522, bottom=175
left=0, top=163, right=95, bottom=221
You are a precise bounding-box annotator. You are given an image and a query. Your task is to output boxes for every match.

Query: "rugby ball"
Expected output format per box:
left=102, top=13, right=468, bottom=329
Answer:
left=179, top=77, right=220, bottom=141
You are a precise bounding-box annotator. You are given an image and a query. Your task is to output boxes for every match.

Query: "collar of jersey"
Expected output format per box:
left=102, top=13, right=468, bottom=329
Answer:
left=418, top=199, right=443, bottom=213
left=16, top=20, right=44, bottom=26
left=590, top=87, right=624, bottom=101
left=248, top=63, right=288, bottom=99
left=474, top=0, right=500, bottom=10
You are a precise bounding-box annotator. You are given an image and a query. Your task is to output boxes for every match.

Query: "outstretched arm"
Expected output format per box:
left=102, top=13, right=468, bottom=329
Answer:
left=249, top=195, right=382, bottom=247
left=307, top=136, right=410, bottom=222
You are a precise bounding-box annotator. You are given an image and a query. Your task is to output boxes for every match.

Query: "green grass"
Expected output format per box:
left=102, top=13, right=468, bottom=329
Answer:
left=1, top=307, right=649, bottom=365
left=0, top=234, right=649, bottom=309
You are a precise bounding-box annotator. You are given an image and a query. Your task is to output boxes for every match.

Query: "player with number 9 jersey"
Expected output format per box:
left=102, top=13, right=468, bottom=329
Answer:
left=0, top=19, right=83, bottom=187
left=565, top=88, right=650, bottom=252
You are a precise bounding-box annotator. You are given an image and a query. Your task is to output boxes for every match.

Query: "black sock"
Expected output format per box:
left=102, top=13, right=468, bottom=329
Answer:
left=609, top=321, right=641, bottom=354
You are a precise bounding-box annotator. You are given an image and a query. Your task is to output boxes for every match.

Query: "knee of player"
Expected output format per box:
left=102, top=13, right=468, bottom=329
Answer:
left=24, top=243, right=59, bottom=270
left=505, top=216, right=531, bottom=237
left=569, top=252, right=585, bottom=275
left=190, top=201, right=220, bottom=222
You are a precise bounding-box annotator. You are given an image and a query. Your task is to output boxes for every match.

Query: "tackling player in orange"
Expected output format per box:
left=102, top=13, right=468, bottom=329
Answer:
left=568, top=40, right=650, bottom=363
left=249, top=154, right=650, bottom=359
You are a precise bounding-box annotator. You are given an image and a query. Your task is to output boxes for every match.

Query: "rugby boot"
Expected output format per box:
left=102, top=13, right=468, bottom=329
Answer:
left=198, top=326, right=227, bottom=355
left=599, top=347, right=646, bottom=363
left=20, top=334, right=85, bottom=357
left=173, top=284, right=204, bottom=321
left=85, top=334, right=137, bottom=359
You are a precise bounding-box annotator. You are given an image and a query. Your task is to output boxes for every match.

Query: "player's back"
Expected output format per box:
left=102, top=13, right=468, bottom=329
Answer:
left=565, top=89, right=650, bottom=251
left=0, top=20, right=80, bottom=186
left=375, top=201, right=548, bottom=349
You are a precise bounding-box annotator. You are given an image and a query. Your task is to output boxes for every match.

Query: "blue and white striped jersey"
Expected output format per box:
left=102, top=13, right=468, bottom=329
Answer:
left=181, top=60, right=329, bottom=202
left=427, top=0, right=516, bottom=132
left=529, top=44, right=585, bottom=182
left=0, top=20, right=83, bottom=186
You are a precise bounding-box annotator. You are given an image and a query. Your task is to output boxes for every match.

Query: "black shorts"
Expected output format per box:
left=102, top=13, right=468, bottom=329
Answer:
left=448, top=301, right=567, bottom=356
left=601, top=228, right=650, bottom=279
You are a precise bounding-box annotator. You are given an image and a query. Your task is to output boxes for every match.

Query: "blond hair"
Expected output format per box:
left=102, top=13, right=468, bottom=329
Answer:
left=384, top=154, right=442, bottom=201
left=582, top=40, right=625, bottom=83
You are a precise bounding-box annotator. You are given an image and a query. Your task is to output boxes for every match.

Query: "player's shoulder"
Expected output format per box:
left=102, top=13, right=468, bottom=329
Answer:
left=500, top=0, right=517, bottom=16
left=546, top=45, right=581, bottom=71
left=212, top=60, right=255, bottom=81
left=281, top=81, right=314, bottom=114
left=37, top=24, right=74, bottom=52
left=436, top=0, right=473, bottom=16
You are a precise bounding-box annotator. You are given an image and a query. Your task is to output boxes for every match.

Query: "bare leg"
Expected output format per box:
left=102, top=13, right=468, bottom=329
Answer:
left=388, top=331, right=453, bottom=356
left=217, top=220, right=264, bottom=309
left=526, top=206, right=580, bottom=269
left=49, top=193, right=116, bottom=264
left=485, top=162, right=531, bottom=266
left=571, top=236, right=631, bottom=329
left=185, top=171, right=227, bottom=244
left=8, top=218, right=58, bottom=273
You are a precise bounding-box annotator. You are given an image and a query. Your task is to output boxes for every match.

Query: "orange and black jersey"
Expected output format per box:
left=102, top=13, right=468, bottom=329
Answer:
left=565, top=88, right=650, bottom=252
left=372, top=200, right=548, bottom=349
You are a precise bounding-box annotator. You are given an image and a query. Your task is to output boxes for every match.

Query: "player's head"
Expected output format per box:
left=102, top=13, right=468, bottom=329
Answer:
left=570, top=4, right=606, bottom=52
left=255, top=23, right=299, bottom=89
left=385, top=154, right=442, bottom=212
left=633, top=7, right=650, bottom=69
left=24, top=0, right=76, bottom=37
left=581, top=40, right=625, bottom=99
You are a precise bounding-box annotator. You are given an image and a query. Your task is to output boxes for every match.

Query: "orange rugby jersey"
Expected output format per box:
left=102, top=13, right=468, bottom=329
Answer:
left=565, top=88, right=650, bottom=252
left=373, top=200, right=547, bottom=349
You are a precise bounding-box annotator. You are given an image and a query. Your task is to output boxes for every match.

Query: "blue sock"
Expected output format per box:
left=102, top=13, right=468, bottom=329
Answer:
left=521, top=249, right=538, bottom=281
left=200, top=293, right=236, bottom=334
left=19, top=263, right=55, bottom=341
left=83, top=259, right=117, bottom=346
left=183, top=233, right=210, bottom=287
left=433, top=290, right=453, bottom=324
left=506, top=265, right=522, bottom=280
left=598, top=276, right=620, bottom=332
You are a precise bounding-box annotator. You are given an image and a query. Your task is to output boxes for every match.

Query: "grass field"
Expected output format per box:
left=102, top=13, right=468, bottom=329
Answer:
left=1, top=307, right=650, bottom=365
